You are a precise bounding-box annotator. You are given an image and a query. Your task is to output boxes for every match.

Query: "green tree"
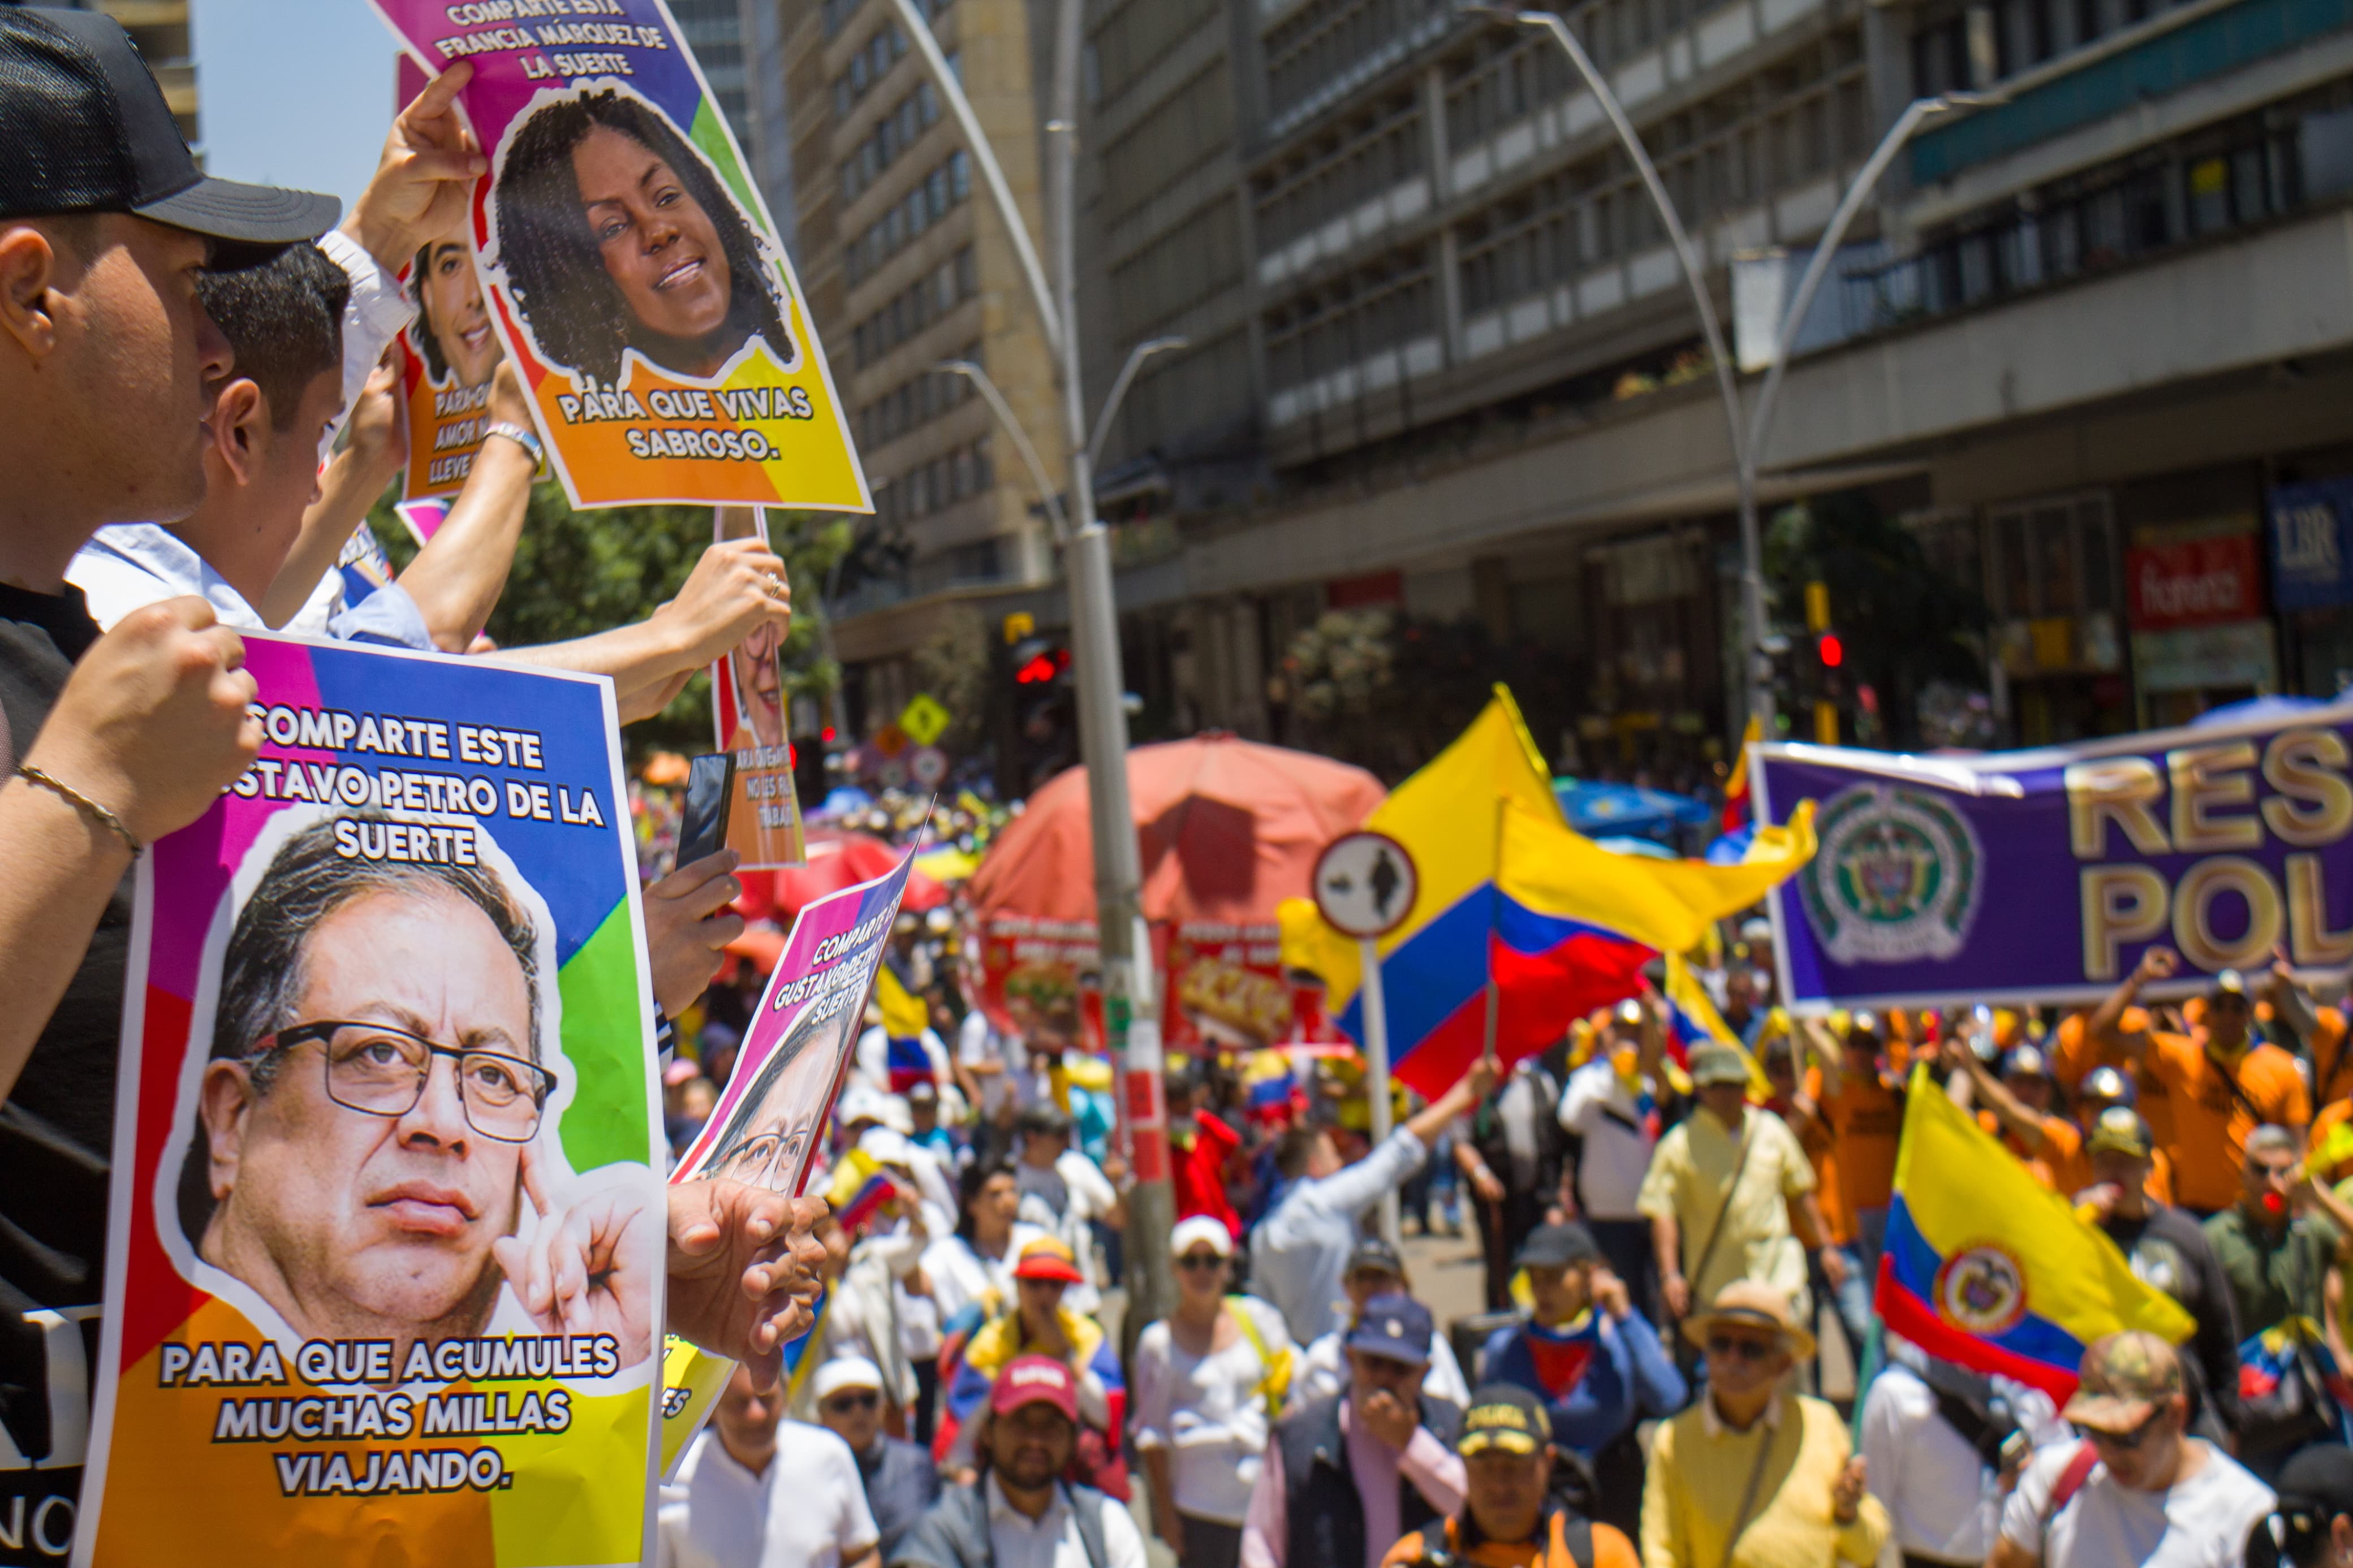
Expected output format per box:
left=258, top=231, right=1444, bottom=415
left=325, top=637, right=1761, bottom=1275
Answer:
left=368, top=485, right=851, bottom=758
left=1764, top=490, right=1989, bottom=748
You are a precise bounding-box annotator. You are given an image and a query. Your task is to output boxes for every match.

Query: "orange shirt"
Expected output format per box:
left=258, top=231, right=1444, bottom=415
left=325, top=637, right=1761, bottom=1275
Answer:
left=1820, top=1069, right=1903, bottom=1217
left=1384, top=1513, right=1642, bottom=1568
left=2309, top=1007, right=2353, bottom=1108
left=2052, top=1009, right=2174, bottom=1150
left=2143, top=1033, right=2311, bottom=1212
left=1979, top=1109, right=2087, bottom=1194
left=1775, top=1066, right=1847, bottom=1245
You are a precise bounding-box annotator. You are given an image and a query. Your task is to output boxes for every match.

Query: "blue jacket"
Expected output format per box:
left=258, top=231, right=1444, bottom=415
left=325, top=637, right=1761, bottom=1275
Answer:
left=1479, top=1311, right=1687, bottom=1456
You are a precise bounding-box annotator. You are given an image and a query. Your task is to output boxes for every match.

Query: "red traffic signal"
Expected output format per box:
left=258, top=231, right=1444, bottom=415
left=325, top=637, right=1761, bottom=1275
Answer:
left=1817, top=632, right=1844, bottom=669
left=1016, top=647, right=1072, bottom=685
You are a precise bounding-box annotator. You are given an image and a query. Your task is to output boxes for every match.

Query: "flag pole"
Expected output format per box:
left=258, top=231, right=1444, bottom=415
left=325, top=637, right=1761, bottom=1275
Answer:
left=1359, top=935, right=1399, bottom=1246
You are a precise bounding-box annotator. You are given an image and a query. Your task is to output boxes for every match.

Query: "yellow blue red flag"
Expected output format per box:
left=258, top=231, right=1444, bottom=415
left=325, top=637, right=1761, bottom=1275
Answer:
left=1721, top=715, right=1763, bottom=832
left=1280, top=689, right=1815, bottom=1095
left=1661, top=952, right=1769, bottom=1095
left=1878, top=1067, right=2193, bottom=1399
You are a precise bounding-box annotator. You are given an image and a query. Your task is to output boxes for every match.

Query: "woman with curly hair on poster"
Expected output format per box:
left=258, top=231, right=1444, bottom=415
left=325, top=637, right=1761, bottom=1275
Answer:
left=494, top=85, right=792, bottom=385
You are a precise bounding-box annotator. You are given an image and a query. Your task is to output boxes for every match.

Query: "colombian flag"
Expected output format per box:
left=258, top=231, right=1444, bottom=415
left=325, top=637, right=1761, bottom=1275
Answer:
left=873, top=964, right=935, bottom=1092
left=1662, top=952, right=1766, bottom=1096
left=1721, top=715, right=1762, bottom=832
left=1876, top=1069, right=2193, bottom=1400
left=1281, top=689, right=1816, bottom=1096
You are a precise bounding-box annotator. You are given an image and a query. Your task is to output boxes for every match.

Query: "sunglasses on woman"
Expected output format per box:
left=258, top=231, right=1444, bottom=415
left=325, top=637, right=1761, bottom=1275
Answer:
left=1706, top=1334, right=1779, bottom=1363
left=1177, top=1252, right=1226, bottom=1272
left=823, top=1391, right=881, bottom=1415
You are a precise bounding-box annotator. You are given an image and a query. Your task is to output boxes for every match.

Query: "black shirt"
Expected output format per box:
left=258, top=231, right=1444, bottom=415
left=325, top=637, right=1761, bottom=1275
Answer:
left=0, top=582, right=120, bottom=1558
left=2100, top=1202, right=2244, bottom=1435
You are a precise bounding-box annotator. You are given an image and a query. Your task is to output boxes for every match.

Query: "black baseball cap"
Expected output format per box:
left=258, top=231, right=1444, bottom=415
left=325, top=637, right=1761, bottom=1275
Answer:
left=2259, top=1444, right=2353, bottom=1567
left=1515, top=1222, right=1601, bottom=1271
left=1345, top=1236, right=1405, bottom=1279
left=0, top=8, right=338, bottom=243
left=1458, top=1385, right=1552, bottom=1458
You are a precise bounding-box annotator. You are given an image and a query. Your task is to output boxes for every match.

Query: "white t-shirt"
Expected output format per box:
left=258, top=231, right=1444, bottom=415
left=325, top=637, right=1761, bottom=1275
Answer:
left=658, top=1420, right=878, bottom=1568
left=1999, top=1439, right=2273, bottom=1568
left=958, top=1009, right=1012, bottom=1118
left=1131, top=1297, right=1294, bottom=1524
left=1557, top=1058, right=1657, bottom=1221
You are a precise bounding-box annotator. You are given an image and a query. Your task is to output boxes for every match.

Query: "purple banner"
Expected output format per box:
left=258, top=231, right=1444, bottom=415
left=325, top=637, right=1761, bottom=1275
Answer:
left=1756, top=703, right=2353, bottom=1008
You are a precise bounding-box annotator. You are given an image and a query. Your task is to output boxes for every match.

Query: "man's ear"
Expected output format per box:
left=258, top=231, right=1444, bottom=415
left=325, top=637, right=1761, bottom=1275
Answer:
left=199, top=1059, right=258, bottom=1203
left=0, top=224, right=61, bottom=362
left=212, top=378, right=266, bottom=488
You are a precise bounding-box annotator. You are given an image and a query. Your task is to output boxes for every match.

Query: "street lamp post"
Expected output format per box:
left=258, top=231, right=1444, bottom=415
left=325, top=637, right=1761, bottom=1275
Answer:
left=1497, top=7, right=1992, bottom=740
left=888, top=0, right=1179, bottom=1326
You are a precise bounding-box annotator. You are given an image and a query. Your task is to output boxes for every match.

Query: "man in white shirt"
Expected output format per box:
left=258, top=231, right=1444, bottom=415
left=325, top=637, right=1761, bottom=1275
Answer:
left=1251, top=1061, right=1494, bottom=1345
left=1994, top=1331, right=2272, bottom=1568
left=1860, top=1340, right=2062, bottom=1568
left=1558, top=1008, right=1665, bottom=1315
left=662, top=1363, right=881, bottom=1568
left=1014, top=1103, right=1123, bottom=1315
left=889, top=1354, right=1148, bottom=1568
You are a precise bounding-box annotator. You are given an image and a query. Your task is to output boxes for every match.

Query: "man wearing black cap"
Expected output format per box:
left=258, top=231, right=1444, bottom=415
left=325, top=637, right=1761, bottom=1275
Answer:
left=1380, top=1386, right=1639, bottom=1568
left=1477, top=1223, right=1684, bottom=1536
left=1292, top=1236, right=1473, bottom=1411
left=1242, top=1292, right=1467, bottom=1568
left=0, top=7, right=335, bottom=1548
left=2252, top=1443, right=2353, bottom=1568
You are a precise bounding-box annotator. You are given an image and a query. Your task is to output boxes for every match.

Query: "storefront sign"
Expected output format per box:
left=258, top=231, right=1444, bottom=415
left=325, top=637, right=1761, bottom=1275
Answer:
left=2125, top=532, right=2262, bottom=630
left=2130, top=620, right=2279, bottom=694
left=1756, top=702, right=2353, bottom=1008
left=2271, top=478, right=2353, bottom=611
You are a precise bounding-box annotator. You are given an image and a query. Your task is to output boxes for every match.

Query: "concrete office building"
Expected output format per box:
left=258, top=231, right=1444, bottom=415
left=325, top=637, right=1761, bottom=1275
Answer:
left=673, top=0, right=798, bottom=254
left=781, top=0, right=1068, bottom=729
left=1093, top=0, right=2353, bottom=763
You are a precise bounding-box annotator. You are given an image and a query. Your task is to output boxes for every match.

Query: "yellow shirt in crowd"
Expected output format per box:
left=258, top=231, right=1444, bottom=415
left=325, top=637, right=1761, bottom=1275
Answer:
left=1635, top=1105, right=1816, bottom=1312
left=1640, top=1393, right=1890, bottom=1568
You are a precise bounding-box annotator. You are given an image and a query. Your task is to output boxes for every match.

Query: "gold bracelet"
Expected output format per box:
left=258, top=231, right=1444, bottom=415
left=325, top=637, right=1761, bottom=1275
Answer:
left=17, top=764, right=142, bottom=857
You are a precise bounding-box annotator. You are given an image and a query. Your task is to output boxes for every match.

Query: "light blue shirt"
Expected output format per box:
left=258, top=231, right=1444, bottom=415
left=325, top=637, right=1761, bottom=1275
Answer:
left=1249, top=1127, right=1429, bottom=1344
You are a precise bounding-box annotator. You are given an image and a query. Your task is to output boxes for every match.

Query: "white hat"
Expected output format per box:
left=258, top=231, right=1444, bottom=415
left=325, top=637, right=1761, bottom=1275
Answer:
left=857, top=1126, right=915, bottom=1169
left=1169, top=1215, right=1233, bottom=1259
left=838, top=1084, right=915, bottom=1137
left=812, top=1356, right=885, bottom=1402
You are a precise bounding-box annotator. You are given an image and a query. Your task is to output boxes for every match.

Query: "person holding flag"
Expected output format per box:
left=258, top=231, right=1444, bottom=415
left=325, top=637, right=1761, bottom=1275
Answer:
left=1558, top=996, right=1671, bottom=1319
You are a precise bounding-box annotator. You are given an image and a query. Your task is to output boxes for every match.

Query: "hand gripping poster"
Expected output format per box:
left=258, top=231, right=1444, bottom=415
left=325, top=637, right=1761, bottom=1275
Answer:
left=710, top=505, right=805, bottom=869
left=658, top=848, right=917, bottom=1472
left=367, top=0, right=871, bottom=513
left=396, top=56, right=508, bottom=504
left=74, top=636, right=665, bottom=1568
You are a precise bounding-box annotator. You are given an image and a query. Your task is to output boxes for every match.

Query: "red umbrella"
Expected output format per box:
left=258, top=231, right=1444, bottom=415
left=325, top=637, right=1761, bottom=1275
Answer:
left=966, top=735, right=1385, bottom=1045
left=732, top=828, right=946, bottom=926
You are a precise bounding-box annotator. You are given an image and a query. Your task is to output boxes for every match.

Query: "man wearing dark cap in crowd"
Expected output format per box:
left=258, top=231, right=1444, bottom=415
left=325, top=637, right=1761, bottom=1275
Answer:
left=1478, top=1223, right=1684, bottom=1536
left=2251, top=1444, right=2353, bottom=1568
left=1012, top=1101, right=1123, bottom=1316
left=0, top=6, right=331, bottom=1541
left=1380, top=1385, right=1639, bottom=1568
left=2072, top=1105, right=2244, bottom=1436
left=1993, top=1331, right=2272, bottom=1567
left=891, top=1353, right=1146, bottom=1568
left=1291, top=1236, right=1472, bottom=1412
left=1242, top=1293, right=1467, bottom=1568
left=2089, top=950, right=2311, bottom=1215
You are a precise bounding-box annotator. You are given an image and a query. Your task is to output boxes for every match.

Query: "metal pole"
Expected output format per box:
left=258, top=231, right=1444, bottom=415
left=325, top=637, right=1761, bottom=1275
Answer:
left=938, top=360, right=1070, bottom=539
left=1358, top=936, right=1399, bottom=1247
left=1087, top=336, right=1188, bottom=468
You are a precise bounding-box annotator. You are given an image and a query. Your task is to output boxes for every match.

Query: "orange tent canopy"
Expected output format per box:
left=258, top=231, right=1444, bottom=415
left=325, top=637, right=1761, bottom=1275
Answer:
left=968, top=733, right=1386, bottom=928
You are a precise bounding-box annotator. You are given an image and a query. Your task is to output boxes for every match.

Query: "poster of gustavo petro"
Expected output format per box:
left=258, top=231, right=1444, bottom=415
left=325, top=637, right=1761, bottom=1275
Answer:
left=74, top=637, right=666, bottom=1567
left=368, top=0, right=871, bottom=514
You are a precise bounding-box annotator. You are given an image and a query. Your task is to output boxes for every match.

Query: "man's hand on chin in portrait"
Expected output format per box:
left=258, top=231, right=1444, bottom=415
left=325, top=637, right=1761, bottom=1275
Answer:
left=489, top=1139, right=659, bottom=1366
left=663, top=1181, right=829, bottom=1390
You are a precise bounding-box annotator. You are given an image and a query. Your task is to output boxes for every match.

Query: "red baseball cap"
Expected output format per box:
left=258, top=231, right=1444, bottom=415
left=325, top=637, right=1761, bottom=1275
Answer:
left=1013, top=1237, right=1085, bottom=1285
left=990, top=1354, right=1079, bottom=1422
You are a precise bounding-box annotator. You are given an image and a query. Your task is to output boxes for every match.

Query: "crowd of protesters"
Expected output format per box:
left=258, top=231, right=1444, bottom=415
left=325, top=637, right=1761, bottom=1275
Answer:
left=19, top=14, right=2353, bottom=1568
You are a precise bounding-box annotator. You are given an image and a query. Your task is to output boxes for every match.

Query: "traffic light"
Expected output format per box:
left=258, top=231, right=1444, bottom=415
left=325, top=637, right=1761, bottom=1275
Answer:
left=1803, top=580, right=1839, bottom=744
left=997, top=636, right=1076, bottom=794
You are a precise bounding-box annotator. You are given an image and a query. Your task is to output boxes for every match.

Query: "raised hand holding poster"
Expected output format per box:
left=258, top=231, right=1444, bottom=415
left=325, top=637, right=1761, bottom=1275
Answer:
left=366, top=1, right=871, bottom=513
left=710, top=505, right=805, bottom=869
left=658, top=846, right=917, bottom=1471
left=75, top=636, right=665, bottom=1568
